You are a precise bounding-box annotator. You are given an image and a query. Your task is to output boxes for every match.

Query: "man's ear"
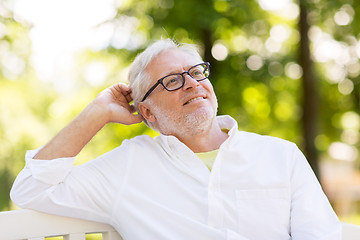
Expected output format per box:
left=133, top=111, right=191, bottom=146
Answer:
left=138, top=102, right=156, bottom=123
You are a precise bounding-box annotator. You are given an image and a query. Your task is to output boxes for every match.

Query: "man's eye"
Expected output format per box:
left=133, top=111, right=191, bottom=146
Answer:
left=165, top=77, right=179, bottom=88
left=190, top=68, right=205, bottom=77
left=190, top=66, right=205, bottom=75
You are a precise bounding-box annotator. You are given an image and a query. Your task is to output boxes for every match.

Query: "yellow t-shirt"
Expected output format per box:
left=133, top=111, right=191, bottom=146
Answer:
left=195, top=129, right=229, bottom=171
left=195, top=150, right=218, bottom=171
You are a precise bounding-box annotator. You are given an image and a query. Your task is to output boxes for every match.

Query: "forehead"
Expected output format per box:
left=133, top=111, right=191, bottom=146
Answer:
left=146, top=49, right=201, bottom=80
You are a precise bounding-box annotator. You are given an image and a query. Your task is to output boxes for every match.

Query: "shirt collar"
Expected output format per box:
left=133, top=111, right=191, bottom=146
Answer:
left=155, top=115, right=238, bottom=155
left=154, top=115, right=238, bottom=183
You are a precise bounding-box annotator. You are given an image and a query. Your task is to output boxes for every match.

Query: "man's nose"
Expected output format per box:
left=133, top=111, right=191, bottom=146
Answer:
left=183, top=73, right=200, bottom=90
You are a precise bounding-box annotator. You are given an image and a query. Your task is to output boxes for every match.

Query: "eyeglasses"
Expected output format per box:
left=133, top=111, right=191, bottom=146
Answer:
left=141, top=62, right=210, bottom=102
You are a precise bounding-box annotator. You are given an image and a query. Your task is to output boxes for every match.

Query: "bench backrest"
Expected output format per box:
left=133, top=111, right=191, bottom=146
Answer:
left=1, top=209, right=360, bottom=240
left=0, top=209, right=123, bottom=240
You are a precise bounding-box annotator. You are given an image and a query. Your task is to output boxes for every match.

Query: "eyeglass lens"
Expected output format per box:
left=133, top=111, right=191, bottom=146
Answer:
left=162, top=63, right=209, bottom=91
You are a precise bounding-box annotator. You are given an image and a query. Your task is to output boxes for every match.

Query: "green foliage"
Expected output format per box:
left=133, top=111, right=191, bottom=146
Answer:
left=0, top=7, right=36, bottom=210
left=106, top=0, right=360, bottom=159
left=1, top=0, right=360, bottom=218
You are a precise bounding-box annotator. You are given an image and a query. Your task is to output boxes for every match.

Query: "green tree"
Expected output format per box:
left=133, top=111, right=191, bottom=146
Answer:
left=0, top=4, right=36, bottom=210
left=105, top=0, right=360, bottom=180
left=3, top=0, right=360, bottom=217
left=107, top=0, right=313, bottom=169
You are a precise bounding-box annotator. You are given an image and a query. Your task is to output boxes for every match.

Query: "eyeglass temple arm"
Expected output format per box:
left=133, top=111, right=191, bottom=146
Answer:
left=141, top=81, right=161, bottom=102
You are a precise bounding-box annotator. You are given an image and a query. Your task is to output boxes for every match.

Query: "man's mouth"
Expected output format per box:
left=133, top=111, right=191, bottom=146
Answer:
left=184, top=97, right=205, bottom=105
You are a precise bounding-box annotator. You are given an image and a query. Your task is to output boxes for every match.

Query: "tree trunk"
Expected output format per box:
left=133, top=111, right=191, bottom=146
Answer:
left=298, top=0, right=320, bottom=179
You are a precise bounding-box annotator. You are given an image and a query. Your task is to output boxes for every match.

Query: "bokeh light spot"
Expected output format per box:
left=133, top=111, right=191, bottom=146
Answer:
left=211, top=42, right=228, bottom=61
left=246, top=55, right=263, bottom=71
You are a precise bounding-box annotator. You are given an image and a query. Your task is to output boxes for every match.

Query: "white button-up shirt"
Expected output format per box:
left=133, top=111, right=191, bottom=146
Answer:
left=10, top=115, right=341, bottom=240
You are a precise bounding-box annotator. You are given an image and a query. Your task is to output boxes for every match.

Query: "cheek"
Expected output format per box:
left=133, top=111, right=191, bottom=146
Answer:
left=205, top=85, right=218, bottom=109
left=153, top=93, right=181, bottom=110
left=203, top=82, right=216, bottom=100
left=201, top=80, right=214, bottom=91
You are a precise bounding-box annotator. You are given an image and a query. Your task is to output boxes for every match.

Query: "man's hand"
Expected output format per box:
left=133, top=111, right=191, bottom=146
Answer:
left=93, top=83, right=144, bottom=125
left=34, top=83, right=143, bottom=160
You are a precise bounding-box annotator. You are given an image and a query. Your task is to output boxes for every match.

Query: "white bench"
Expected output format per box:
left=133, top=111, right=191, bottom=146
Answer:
left=1, top=209, right=360, bottom=240
left=0, top=209, right=123, bottom=240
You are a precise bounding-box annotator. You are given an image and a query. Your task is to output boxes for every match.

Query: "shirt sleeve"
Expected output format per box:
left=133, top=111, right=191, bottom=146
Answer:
left=23, top=148, right=75, bottom=185
left=10, top=142, right=130, bottom=224
left=289, top=145, right=342, bottom=240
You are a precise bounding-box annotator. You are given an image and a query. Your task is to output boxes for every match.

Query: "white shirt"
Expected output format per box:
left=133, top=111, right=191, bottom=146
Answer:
left=10, top=115, right=341, bottom=240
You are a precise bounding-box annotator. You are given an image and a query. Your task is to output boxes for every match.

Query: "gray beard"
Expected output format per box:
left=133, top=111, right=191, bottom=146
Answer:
left=149, top=100, right=217, bottom=137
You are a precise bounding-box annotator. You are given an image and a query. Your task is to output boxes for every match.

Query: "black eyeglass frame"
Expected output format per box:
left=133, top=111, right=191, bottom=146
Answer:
left=141, top=62, right=210, bottom=102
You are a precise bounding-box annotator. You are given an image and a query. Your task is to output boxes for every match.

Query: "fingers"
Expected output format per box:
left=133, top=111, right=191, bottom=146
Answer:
left=117, top=112, right=144, bottom=125
left=129, top=104, right=137, bottom=113
left=131, top=114, right=145, bottom=124
left=102, top=83, right=144, bottom=125
left=116, top=83, right=133, bottom=103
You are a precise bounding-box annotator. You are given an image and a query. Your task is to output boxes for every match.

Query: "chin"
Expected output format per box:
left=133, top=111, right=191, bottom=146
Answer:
left=184, top=107, right=216, bottom=134
left=153, top=101, right=218, bottom=137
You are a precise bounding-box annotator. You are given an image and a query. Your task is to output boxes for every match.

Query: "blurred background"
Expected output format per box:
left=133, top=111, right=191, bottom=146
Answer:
left=0, top=0, right=359, bottom=226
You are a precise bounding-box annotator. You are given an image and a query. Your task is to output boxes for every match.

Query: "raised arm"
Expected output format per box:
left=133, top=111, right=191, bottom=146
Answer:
left=10, top=83, right=143, bottom=223
left=34, top=83, right=143, bottom=160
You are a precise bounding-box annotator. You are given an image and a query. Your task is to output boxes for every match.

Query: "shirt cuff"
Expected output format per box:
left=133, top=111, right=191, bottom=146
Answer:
left=25, top=147, right=75, bottom=185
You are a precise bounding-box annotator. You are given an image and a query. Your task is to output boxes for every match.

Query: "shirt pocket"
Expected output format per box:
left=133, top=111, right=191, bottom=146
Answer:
left=235, top=188, right=291, bottom=238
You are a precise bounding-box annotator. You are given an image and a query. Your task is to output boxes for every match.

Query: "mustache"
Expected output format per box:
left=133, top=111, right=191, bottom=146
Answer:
left=180, top=90, right=208, bottom=103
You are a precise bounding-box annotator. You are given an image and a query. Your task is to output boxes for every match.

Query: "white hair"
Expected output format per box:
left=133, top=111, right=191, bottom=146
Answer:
left=128, top=39, right=203, bottom=129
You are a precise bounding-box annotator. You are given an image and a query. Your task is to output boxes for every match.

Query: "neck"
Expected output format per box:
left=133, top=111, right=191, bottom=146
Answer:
left=174, top=118, right=229, bottom=153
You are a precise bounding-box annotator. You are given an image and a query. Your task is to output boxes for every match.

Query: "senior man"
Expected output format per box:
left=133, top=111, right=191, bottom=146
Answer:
left=11, top=39, right=341, bottom=240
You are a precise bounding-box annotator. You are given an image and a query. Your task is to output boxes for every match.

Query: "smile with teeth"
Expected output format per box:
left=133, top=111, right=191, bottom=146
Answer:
left=184, top=97, right=205, bottom=105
